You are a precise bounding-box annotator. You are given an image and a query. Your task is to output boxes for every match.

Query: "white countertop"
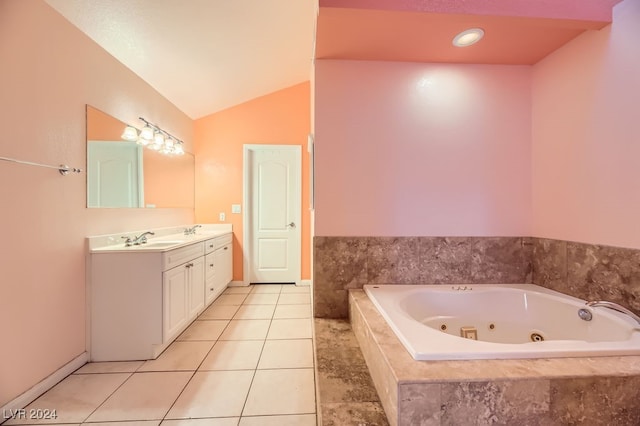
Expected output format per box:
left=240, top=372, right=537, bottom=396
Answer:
left=87, top=224, right=232, bottom=253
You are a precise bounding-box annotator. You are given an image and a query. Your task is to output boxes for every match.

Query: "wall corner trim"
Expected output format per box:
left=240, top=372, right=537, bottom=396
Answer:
left=228, top=280, right=249, bottom=287
left=1, top=352, right=88, bottom=413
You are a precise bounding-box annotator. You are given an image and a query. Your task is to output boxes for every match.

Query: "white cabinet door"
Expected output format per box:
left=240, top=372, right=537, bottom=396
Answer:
left=213, top=247, right=226, bottom=290
left=220, top=244, right=233, bottom=285
left=187, top=256, right=205, bottom=318
left=205, top=252, right=217, bottom=306
left=163, top=266, right=188, bottom=342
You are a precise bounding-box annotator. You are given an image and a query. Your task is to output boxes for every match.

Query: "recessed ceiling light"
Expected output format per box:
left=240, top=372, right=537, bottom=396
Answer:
left=453, top=28, right=485, bottom=47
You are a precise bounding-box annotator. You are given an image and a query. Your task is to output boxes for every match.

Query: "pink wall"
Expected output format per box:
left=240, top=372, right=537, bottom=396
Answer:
left=194, top=83, right=311, bottom=281
left=314, top=60, right=532, bottom=237
left=532, top=0, right=640, bottom=249
left=0, top=0, right=193, bottom=406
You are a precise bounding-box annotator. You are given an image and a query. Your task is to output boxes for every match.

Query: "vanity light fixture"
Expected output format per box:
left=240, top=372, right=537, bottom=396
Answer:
left=121, top=126, right=139, bottom=142
left=171, top=142, right=185, bottom=155
left=120, top=117, right=185, bottom=156
left=452, top=28, right=484, bottom=47
left=153, top=133, right=165, bottom=148
left=139, top=124, right=155, bottom=144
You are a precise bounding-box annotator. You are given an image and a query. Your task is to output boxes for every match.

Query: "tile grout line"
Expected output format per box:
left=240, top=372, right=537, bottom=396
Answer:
left=311, top=319, right=321, bottom=426
left=237, top=286, right=283, bottom=419
left=44, top=285, right=313, bottom=426
left=156, top=287, right=254, bottom=423
left=158, top=290, right=247, bottom=424
left=77, top=369, right=151, bottom=424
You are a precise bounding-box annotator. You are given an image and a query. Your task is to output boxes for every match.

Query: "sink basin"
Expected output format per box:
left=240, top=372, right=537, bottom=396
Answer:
left=141, top=240, right=185, bottom=248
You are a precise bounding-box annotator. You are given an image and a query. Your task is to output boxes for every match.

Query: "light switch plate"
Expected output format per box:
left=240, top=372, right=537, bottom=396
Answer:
left=231, top=204, right=241, bottom=214
left=219, top=212, right=225, bottom=221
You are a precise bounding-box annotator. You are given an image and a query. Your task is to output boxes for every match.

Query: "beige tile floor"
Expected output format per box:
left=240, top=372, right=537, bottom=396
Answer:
left=6, top=285, right=316, bottom=426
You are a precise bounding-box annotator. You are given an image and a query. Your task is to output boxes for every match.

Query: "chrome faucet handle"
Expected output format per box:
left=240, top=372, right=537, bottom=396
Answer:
left=184, top=225, right=202, bottom=235
left=586, top=300, right=640, bottom=325
left=121, top=236, right=133, bottom=247
left=132, top=231, right=155, bottom=245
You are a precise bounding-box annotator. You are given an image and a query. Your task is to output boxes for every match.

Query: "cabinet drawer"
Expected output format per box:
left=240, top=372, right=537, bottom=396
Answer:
left=217, top=233, right=233, bottom=248
left=163, top=243, right=204, bottom=271
left=204, top=238, right=216, bottom=254
left=205, top=233, right=233, bottom=254
left=205, top=252, right=216, bottom=281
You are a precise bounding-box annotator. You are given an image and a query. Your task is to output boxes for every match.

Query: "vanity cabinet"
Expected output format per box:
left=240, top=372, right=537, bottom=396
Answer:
left=88, top=231, right=232, bottom=362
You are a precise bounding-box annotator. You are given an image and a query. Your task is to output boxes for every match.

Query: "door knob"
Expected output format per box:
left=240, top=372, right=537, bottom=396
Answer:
left=288, top=222, right=296, bottom=228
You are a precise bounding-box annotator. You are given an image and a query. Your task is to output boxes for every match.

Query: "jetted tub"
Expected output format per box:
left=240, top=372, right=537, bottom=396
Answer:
left=363, top=284, right=640, bottom=360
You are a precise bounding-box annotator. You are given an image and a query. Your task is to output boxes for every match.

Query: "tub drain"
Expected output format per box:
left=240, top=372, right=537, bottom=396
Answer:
left=530, top=333, right=544, bottom=342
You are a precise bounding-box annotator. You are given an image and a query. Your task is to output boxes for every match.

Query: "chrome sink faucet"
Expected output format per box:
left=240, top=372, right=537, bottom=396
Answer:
left=184, top=224, right=202, bottom=235
left=133, top=231, right=155, bottom=245
left=122, top=231, right=155, bottom=246
left=586, top=300, right=640, bottom=325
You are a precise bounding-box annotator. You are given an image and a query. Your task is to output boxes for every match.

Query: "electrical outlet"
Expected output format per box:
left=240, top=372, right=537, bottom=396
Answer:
left=231, top=204, right=241, bottom=214
left=219, top=212, right=226, bottom=222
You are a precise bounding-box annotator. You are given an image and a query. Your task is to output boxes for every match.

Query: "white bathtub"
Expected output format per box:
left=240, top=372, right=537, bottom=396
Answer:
left=363, top=284, right=640, bottom=360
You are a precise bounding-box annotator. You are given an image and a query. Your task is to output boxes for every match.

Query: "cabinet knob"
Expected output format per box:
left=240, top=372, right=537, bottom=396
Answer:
left=209, top=264, right=214, bottom=267
left=224, top=246, right=228, bottom=250
left=209, top=287, right=214, bottom=291
left=209, top=244, right=214, bottom=248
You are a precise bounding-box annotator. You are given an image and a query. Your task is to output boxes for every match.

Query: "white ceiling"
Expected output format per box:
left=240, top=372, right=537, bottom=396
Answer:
left=45, top=0, right=317, bottom=119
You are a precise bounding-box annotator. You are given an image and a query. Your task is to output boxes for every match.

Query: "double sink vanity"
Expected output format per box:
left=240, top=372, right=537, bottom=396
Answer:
left=87, top=224, right=233, bottom=361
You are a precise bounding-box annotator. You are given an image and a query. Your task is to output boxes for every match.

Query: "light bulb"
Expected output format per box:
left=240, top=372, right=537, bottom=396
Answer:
left=121, top=126, right=138, bottom=142
left=453, top=28, right=484, bottom=47
left=154, top=133, right=165, bottom=146
left=173, top=142, right=185, bottom=155
left=139, top=125, right=154, bottom=141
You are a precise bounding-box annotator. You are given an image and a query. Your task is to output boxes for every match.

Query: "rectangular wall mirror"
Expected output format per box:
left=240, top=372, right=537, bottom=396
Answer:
left=86, top=105, right=195, bottom=209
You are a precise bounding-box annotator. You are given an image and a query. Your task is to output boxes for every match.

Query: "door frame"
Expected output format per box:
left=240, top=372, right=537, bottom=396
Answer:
left=242, top=144, right=302, bottom=285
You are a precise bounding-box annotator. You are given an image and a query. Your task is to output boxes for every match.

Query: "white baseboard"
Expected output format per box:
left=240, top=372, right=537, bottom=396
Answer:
left=229, top=280, right=311, bottom=287
left=1, top=352, right=88, bottom=414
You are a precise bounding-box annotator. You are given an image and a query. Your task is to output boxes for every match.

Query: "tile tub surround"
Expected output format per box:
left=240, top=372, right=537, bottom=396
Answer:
left=532, top=238, right=640, bottom=314
left=313, top=236, right=533, bottom=318
left=349, top=290, right=640, bottom=426
left=314, top=236, right=640, bottom=319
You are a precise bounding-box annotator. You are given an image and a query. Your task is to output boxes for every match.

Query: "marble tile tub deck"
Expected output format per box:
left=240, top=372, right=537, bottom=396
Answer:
left=349, top=290, right=640, bottom=426
left=314, top=319, right=390, bottom=426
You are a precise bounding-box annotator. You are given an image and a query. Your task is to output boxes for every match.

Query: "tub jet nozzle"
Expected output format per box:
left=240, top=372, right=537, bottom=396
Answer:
left=578, top=308, right=593, bottom=321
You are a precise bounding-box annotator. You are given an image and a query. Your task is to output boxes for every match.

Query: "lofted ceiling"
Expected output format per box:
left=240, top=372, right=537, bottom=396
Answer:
left=44, top=0, right=621, bottom=120
left=45, top=0, right=317, bottom=119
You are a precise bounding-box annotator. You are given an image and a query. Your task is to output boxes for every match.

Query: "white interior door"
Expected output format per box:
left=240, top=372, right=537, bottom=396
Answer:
left=87, top=141, right=144, bottom=208
left=244, top=145, right=301, bottom=284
